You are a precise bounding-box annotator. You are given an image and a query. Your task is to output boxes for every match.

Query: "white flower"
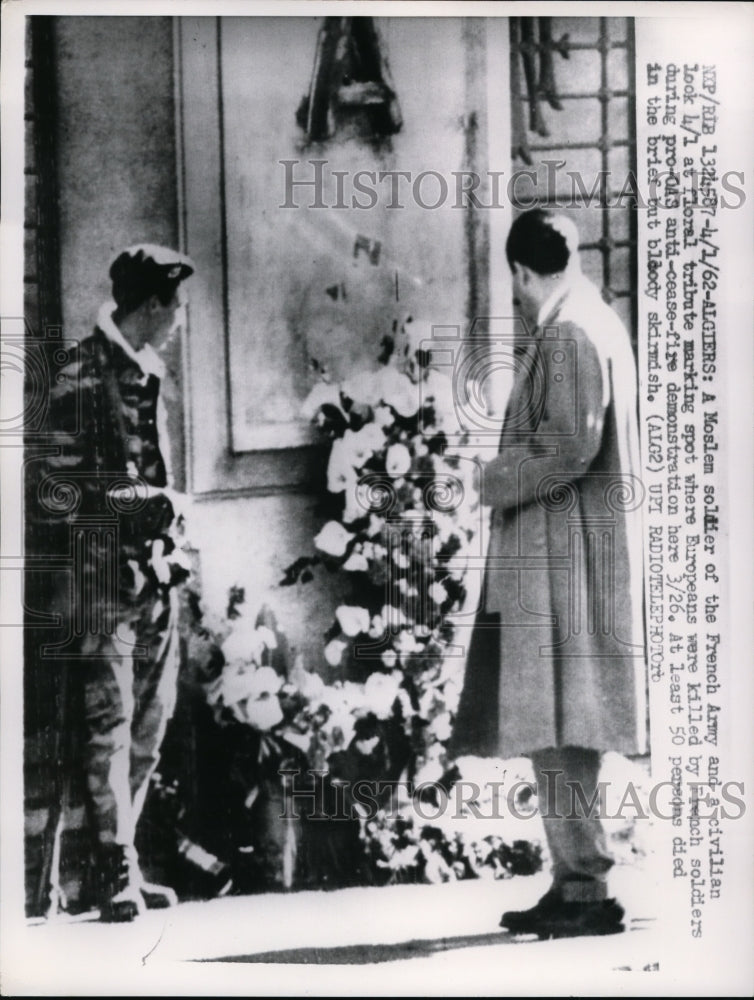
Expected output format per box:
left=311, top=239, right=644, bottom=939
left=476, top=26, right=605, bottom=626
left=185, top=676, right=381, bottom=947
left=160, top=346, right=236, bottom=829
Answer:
left=220, top=631, right=249, bottom=666
left=243, top=692, right=284, bottom=731
left=324, top=638, right=348, bottom=667
left=335, top=604, right=370, bottom=637
left=341, top=370, right=384, bottom=407
left=344, top=424, right=386, bottom=466
left=432, top=513, right=458, bottom=545
left=386, top=442, right=411, bottom=476
left=342, top=550, right=369, bottom=572
left=381, top=649, right=397, bottom=669
left=217, top=663, right=256, bottom=706
left=342, top=485, right=365, bottom=526
left=340, top=681, right=367, bottom=712
left=368, top=613, right=385, bottom=638
left=418, top=688, right=440, bottom=719
left=363, top=671, right=402, bottom=719
left=385, top=443, right=411, bottom=476
left=367, top=515, right=384, bottom=540
left=319, top=682, right=354, bottom=716
left=442, top=677, right=463, bottom=714
left=370, top=544, right=388, bottom=570
left=300, top=382, right=343, bottom=420
left=247, top=665, right=283, bottom=699
left=381, top=604, right=407, bottom=629
left=381, top=371, right=420, bottom=418
left=420, top=843, right=455, bottom=883
left=374, top=405, right=395, bottom=429
left=395, top=630, right=421, bottom=656
left=255, top=626, right=277, bottom=650
left=218, top=663, right=284, bottom=730
left=314, top=520, right=354, bottom=557
left=414, top=755, right=444, bottom=785
left=294, top=666, right=325, bottom=703
left=412, top=436, right=429, bottom=458
left=392, top=550, right=410, bottom=570
left=390, top=844, right=420, bottom=869
left=400, top=314, right=432, bottom=353
left=327, top=438, right=358, bottom=493
left=428, top=712, right=453, bottom=742
left=430, top=581, right=447, bottom=605
left=221, top=622, right=277, bottom=665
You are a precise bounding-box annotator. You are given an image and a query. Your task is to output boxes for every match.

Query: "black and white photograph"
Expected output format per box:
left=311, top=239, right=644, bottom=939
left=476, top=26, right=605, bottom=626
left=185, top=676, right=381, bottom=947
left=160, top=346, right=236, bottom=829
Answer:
left=1, top=1, right=752, bottom=995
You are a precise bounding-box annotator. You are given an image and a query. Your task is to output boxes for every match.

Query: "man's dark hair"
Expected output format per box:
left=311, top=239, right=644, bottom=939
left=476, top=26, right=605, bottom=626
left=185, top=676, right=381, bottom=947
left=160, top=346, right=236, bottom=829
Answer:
left=506, top=209, right=572, bottom=275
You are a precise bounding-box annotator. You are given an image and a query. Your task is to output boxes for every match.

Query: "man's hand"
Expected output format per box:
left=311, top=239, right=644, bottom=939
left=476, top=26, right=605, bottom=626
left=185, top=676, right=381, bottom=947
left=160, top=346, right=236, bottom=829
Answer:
left=149, top=538, right=193, bottom=587
left=155, top=486, right=191, bottom=524
left=107, top=480, right=192, bottom=530
left=149, top=539, right=172, bottom=586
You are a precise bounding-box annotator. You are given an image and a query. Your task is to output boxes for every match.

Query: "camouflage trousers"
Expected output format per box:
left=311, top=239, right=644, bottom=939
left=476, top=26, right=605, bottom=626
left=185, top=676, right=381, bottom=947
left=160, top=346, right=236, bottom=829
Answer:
left=78, top=585, right=179, bottom=849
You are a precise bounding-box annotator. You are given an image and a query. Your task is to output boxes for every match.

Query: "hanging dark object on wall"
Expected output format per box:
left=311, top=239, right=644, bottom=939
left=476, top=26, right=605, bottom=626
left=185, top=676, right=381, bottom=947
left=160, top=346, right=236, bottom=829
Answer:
left=296, top=16, right=403, bottom=144
left=510, top=16, right=570, bottom=164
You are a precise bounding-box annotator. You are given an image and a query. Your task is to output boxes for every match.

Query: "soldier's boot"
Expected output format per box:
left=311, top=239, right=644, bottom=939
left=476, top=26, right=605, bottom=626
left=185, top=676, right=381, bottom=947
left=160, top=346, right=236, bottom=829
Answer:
left=97, top=844, right=146, bottom=923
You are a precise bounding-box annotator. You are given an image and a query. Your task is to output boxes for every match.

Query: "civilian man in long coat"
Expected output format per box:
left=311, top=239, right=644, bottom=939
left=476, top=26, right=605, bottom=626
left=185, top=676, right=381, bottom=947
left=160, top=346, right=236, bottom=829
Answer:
left=451, top=210, right=646, bottom=939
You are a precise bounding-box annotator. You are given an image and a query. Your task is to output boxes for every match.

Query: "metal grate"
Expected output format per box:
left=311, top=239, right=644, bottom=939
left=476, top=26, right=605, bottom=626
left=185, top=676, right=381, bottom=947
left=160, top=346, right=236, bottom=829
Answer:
left=509, top=16, right=637, bottom=347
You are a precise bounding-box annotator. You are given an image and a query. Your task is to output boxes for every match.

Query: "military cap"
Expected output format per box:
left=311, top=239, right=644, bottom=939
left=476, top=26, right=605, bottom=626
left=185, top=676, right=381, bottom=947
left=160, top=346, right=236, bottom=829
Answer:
left=109, top=244, right=195, bottom=314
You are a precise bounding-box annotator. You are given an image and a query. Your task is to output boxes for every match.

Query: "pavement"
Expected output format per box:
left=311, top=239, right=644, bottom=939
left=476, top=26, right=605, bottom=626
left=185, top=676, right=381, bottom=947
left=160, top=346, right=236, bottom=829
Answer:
left=5, top=864, right=665, bottom=996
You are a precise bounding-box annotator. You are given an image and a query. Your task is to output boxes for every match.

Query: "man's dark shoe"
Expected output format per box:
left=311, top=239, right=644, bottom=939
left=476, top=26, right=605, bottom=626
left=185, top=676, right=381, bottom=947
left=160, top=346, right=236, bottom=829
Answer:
left=500, top=887, right=563, bottom=932
left=504, top=897, right=625, bottom=940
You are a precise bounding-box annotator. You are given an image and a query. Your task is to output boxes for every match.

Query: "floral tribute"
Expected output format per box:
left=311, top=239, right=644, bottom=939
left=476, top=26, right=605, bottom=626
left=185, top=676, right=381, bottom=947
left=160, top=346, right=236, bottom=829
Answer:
left=186, top=320, right=546, bottom=887
left=280, top=317, right=481, bottom=787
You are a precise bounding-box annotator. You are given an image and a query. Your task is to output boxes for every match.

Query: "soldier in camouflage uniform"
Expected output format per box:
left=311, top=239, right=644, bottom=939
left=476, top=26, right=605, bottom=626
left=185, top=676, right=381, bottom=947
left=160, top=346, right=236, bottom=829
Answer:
left=38, top=245, right=194, bottom=921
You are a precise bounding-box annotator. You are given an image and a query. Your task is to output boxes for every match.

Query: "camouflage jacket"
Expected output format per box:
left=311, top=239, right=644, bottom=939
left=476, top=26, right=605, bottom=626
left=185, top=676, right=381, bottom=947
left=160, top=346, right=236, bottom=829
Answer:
left=30, top=319, right=184, bottom=593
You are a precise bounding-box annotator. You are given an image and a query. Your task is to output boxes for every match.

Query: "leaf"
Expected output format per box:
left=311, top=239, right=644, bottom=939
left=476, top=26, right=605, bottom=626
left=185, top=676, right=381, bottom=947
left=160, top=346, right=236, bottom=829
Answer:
left=318, top=403, right=348, bottom=437
left=323, top=620, right=342, bottom=644
left=378, top=335, right=395, bottom=365
left=226, top=585, right=246, bottom=619
left=426, top=431, right=448, bottom=456
left=279, top=555, right=320, bottom=587
left=348, top=401, right=373, bottom=431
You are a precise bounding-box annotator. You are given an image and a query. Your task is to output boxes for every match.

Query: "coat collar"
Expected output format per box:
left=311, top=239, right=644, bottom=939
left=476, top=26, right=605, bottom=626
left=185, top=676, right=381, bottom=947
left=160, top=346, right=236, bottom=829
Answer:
left=96, top=300, right=165, bottom=380
left=536, top=266, right=585, bottom=330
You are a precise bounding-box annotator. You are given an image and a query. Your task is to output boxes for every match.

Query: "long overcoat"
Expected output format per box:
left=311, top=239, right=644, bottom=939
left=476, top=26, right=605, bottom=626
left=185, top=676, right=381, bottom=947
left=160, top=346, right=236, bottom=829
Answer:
left=452, top=275, right=646, bottom=758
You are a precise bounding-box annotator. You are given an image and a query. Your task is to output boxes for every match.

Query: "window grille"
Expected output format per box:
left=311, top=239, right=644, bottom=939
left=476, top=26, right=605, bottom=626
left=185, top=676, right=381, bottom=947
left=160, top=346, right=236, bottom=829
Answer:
left=509, top=16, right=637, bottom=348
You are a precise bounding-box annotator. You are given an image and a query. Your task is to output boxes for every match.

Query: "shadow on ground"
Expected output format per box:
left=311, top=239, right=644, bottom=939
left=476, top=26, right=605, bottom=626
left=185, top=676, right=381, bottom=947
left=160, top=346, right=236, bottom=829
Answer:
left=196, top=930, right=538, bottom=964
left=195, top=917, right=656, bottom=965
